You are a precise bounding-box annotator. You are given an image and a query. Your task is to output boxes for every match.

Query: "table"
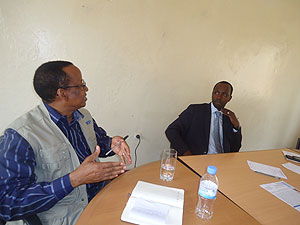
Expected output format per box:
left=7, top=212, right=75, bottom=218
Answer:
left=179, top=149, right=300, bottom=225
left=76, top=160, right=260, bottom=225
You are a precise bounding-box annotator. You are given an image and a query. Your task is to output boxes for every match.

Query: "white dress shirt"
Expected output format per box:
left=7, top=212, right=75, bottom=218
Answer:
left=208, top=103, right=223, bottom=154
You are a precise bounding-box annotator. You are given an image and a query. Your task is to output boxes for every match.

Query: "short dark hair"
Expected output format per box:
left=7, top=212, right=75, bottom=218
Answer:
left=213, top=81, right=233, bottom=95
left=33, top=61, right=73, bottom=103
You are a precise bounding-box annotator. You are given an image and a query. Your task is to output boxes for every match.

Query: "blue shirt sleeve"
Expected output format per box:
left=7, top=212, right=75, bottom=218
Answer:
left=0, top=129, right=74, bottom=221
left=92, top=119, right=114, bottom=157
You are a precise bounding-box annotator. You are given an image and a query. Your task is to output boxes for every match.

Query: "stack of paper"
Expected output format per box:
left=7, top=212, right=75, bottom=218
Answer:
left=283, top=150, right=300, bottom=164
left=121, top=181, right=184, bottom=225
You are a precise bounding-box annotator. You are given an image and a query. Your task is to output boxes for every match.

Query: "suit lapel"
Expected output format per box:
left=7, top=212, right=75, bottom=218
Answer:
left=204, top=104, right=211, bottom=151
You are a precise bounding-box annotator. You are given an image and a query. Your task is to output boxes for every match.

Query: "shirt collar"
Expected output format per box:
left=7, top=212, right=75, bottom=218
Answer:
left=210, top=102, right=220, bottom=114
left=43, top=102, right=84, bottom=124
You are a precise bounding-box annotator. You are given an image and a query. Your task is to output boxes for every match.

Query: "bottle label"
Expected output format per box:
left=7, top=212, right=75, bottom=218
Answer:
left=198, top=180, right=218, bottom=199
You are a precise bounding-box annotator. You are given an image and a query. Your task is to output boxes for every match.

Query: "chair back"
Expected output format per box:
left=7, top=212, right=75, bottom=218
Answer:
left=0, top=218, right=5, bottom=225
left=296, top=138, right=300, bottom=149
left=0, top=215, right=42, bottom=225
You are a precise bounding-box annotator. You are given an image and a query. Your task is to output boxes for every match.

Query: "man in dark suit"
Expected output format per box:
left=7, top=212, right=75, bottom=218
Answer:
left=165, top=81, right=242, bottom=156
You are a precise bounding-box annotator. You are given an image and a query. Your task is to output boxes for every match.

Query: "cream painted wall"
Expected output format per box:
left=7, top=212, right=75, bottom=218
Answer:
left=1, top=0, right=300, bottom=168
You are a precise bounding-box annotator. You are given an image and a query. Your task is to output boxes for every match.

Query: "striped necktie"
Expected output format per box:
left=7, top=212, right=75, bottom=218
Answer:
left=214, top=111, right=223, bottom=153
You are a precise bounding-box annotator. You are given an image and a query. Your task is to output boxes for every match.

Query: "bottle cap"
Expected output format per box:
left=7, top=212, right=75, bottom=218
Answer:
left=207, top=165, right=217, bottom=175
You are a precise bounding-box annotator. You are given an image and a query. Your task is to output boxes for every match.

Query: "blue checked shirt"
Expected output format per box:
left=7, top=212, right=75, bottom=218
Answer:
left=0, top=103, right=113, bottom=221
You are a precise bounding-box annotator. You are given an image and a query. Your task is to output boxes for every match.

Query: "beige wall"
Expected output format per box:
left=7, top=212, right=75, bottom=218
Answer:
left=1, top=0, right=300, bottom=168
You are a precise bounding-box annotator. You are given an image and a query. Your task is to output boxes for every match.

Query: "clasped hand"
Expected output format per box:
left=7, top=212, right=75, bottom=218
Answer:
left=221, top=108, right=240, bottom=129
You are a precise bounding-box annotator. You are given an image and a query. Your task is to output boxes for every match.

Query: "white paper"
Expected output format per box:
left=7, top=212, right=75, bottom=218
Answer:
left=282, top=150, right=300, bottom=164
left=247, top=160, right=287, bottom=179
left=130, top=198, right=170, bottom=224
left=260, top=181, right=300, bottom=212
left=130, top=181, right=184, bottom=208
left=121, top=181, right=184, bottom=225
left=282, top=162, right=300, bottom=175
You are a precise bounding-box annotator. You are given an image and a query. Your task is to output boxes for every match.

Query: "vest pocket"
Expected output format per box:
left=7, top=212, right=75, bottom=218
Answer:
left=39, top=143, right=72, bottom=180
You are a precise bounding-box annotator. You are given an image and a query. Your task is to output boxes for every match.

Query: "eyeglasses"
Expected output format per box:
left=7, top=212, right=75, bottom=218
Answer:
left=59, top=80, right=87, bottom=89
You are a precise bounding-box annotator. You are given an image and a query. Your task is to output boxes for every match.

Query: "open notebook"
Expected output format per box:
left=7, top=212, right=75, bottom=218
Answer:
left=121, top=181, right=184, bottom=225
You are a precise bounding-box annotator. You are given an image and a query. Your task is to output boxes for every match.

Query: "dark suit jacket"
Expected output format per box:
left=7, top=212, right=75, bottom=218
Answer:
left=165, top=103, right=242, bottom=155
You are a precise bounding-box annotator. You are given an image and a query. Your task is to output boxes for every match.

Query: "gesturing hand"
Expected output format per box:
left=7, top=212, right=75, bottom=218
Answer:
left=69, top=146, right=126, bottom=188
left=111, top=136, right=132, bottom=165
left=221, top=108, right=240, bottom=130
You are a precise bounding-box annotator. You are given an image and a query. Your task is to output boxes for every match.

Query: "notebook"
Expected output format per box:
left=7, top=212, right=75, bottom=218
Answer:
left=121, top=181, right=184, bottom=225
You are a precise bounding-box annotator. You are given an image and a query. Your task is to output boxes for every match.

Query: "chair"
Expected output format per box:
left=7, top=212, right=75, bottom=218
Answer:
left=296, top=138, right=300, bottom=149
left=0, top=215, right=42, bottom=225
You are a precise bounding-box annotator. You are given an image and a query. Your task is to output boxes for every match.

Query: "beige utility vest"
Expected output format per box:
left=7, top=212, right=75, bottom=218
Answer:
left=8, top=103, right=98, bottom=225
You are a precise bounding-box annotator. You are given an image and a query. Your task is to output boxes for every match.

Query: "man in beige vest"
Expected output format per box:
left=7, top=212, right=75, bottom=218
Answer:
left=0, top=61, right=132, bottom=225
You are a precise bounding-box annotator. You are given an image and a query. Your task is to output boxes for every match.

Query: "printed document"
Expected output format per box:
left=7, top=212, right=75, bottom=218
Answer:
left=247, top=160, right=287, bottom=179
left=260, top=181, right=300, bottom=212
left=282, top=162, right=300, bottom=175
left=121, top=181, right=184, bottom=225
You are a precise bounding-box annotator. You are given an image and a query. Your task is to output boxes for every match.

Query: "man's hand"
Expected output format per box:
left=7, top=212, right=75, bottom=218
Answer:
left=111, top=136, right=132, bottom=165
left=69, top=146, right=126, bottom=188
left=221, top=108, right=240, bottom=129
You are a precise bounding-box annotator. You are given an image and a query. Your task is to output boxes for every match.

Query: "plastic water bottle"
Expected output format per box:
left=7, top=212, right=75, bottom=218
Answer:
left=195, top=165, right=219, bottom=220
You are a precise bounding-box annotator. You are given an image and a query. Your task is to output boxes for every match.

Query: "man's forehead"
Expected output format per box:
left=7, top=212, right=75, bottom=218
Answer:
left=213, top=83, right=231, bottom=92
left=63, top=64, right=79, bottom=74
left=63, top=65, right=82, bottom=80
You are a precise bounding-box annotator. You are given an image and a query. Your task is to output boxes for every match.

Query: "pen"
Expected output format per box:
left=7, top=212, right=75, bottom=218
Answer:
left=105, top=135, right=129, bottom=156
left=255, top=171, right=280, bottom=179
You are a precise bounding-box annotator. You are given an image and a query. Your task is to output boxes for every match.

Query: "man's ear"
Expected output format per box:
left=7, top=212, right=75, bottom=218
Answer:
left=56, top=88, right=66, bottom=98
